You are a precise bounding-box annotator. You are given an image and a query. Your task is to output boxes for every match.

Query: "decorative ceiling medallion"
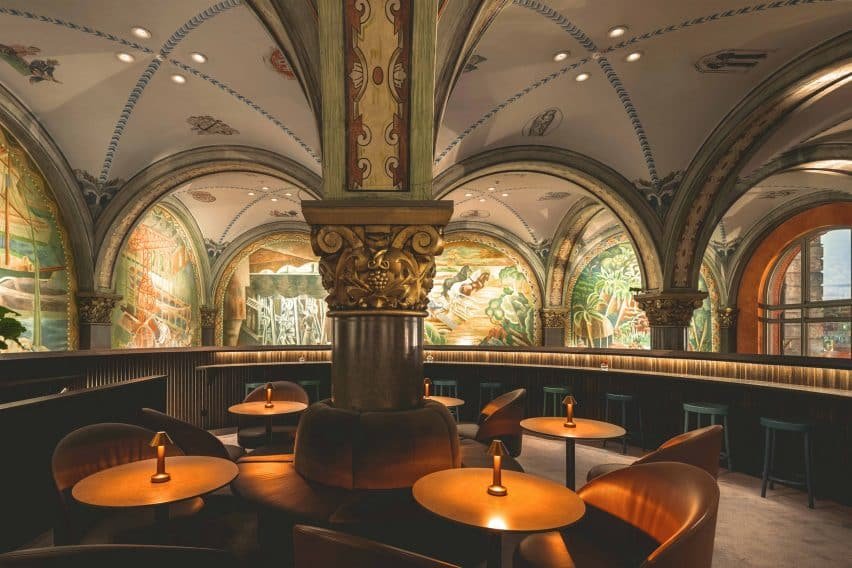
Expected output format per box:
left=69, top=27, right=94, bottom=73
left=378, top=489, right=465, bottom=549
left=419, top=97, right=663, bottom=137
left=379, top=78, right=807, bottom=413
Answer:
left=0, top=43, right=60, bottom=83
left=264, top=47, right=295, bottom=79
left=463, top=54, right=487, bottom=73
left=459, top=209, right=490, bottom=219
left=189, top=190, right=216, bottom=202
left=695, top=50, right=769, bottom=74
left=270, top=209, right=299, bottom=218
left=538, top=192, right=571, bottom=201
left=187, top=115, right=240, bottom=135
left=522, top=108, right=562, bottom=137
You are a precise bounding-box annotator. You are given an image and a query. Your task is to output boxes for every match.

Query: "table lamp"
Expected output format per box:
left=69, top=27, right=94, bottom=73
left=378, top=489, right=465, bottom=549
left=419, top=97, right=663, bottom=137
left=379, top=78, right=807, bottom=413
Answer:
left=149, top=431, right=174, bottom=483
left=264, top=382, right=274, bottom=408
left=486, top=439, right=509, bottom=496
left=424, top=377, right=431, bottom=398
left=563, top=395, right=577, bottom=428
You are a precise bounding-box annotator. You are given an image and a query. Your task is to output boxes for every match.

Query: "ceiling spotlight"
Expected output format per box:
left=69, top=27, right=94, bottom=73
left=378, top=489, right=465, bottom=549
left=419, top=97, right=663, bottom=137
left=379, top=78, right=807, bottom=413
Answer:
left=248, top=192, right=255, bottom=196
left=261, top=186, right=269, bottom=191
left=553, top=51, right=570, bottom=62
left=131, top=26, right=152, bottom=39
left=575, top=72, right=590, bottom=82
left=271, top=197, right=278, bottom=202
left=487, top=186, right=496, bottom=191
left=625, top=51, right=642, bottom=62
left=501, top=193, right=509, bottom=197
left=608, top=25, right=628, bottom=38
left=116, top=52, right=135, bottom=63
left=190, top=52, right=207, bottom=64
left=285, top=192, right=292, bottom=197
left=170, top=74, right=187, bottom=84
left=479, top=198, right=486, bottom=202
left=464, top=192, right=473, bottom=197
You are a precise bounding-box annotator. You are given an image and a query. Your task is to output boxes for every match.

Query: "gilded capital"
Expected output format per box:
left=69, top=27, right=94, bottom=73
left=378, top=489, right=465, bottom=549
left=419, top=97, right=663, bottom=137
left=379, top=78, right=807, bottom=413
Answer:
left=718, top=306, right=739, bottom=328
left=77, top=292, right=122, bottom=325
left=633, top=290, right=707, bottom=327
left=200, top=306, right=217, bottom=328
left=541, top=308, right=569, bottom=329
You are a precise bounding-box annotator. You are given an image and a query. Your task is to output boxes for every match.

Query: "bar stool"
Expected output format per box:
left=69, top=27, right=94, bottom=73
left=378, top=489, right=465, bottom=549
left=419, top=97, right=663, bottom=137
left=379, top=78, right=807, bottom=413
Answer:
left=683, top=402, right=732, bottom=470
left=298, top=379, right=322, bottom=403
left=244, top=381, right=265, bottom=398
left=543, top=385, right=572, bottom=417
left=479, top=381, right=502, bottom=409
left=760, top=417, right=815, bottom=509
left=433, top=379, right=459, bottom=420
left=603, top=393, right=644, bottom=454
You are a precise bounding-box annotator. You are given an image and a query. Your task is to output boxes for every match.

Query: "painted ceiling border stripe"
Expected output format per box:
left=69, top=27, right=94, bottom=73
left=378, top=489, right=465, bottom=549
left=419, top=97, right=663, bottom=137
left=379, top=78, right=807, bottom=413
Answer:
left=99, top=0, right=241, bottom=183
left=455, top=190, right=538, bottom=241
left=217, top=188, right=301, bottom=244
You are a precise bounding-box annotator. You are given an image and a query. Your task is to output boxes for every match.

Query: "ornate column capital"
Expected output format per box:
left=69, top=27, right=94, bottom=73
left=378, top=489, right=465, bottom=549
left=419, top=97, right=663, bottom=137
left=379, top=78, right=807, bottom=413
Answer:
left=718, top=306, right=739, bottom=328
left=633, top=290, right=707, bottom=327
left=76, top=291, right=122, bottom=325
left=200, top=306, right=216, bottom=328
left=541, top=308, right=569, bottom=329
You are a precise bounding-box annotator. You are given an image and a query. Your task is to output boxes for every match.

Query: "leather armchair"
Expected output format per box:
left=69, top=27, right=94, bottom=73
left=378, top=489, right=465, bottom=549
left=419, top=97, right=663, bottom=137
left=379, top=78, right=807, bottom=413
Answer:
left=293, top=524, right=459, bottom=568
left=0, top=544, right=234, bottom=567
left=238, top=381, right=309, bottom=449
left=138, top=407, right=243, bottom=461
left=515, top=462, right=720, bottom=568
left=587, top=425, right=723, bottom=481
left=458, top=388, right=526, bottom=456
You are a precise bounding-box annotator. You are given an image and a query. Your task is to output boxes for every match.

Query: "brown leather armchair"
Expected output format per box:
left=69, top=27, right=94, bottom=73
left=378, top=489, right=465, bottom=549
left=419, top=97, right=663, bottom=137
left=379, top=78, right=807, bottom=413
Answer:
left=238, top=380, right=309, bottom=449
left=51, top=423, right=203, bottom=545
left=587, top=425, right=723, bottom=482
left=0, top=544, right=235, bottom=567
left=293, top=524, right=459, bottom=568
left=138, top=407, right=244, bottom=461
left=514, top=462, right=720, bottom=568
left=457, top=388, right=526, bottom=456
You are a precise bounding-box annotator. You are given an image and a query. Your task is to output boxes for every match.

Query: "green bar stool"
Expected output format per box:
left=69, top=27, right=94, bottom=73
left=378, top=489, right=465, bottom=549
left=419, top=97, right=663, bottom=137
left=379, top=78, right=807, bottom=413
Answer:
left=603, top=393, right=644, bottom=454
left=244, top=381, right=266, bottom=398
left=298, top=379, right=322, bottom=403
left=433, top=379, right=459, bottom=420
left=543, top=385, right=572, bottom=417
left=683, top=402, right=732, bottom=470
left=479, top=381, right=502, bottom=409
left=760, top=417, right=815, bottom=509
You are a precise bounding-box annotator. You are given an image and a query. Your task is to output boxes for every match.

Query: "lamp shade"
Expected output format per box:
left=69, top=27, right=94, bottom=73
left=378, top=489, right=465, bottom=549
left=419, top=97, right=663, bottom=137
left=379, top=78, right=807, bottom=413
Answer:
left=561, top=395, right=577, bottom=407
left=487, top=439, right=509, bottom=458
left=149, top=431, right=174, bottom=448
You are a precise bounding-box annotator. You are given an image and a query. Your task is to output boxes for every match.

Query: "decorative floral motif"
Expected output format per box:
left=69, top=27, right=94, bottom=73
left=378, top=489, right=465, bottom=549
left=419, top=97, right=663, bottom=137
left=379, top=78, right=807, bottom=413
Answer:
left=187, top=115, right=239, bottom=135
left=204, top=238, right=228, bottom=260
left=264, top=47, right=295, bottom=79
left=696, top=49, right=769, bottom=74
left=537, top=192, right=570, bottom=201
left=633, top=291, right=706, bottom=327
left=463, top=54, right=487, bottom=73
left=459, top=209, right=490, bottom=219
left=541, top=309, right=568, bottom=328
left=77, top=293, right=121, bottom=325
left=635, top=170, right=683, bottom=216
left=270, top=209, right=298, bottom=218
left=75, top=169, right=125, bottom=217
left=718, top=307, right=738, bottom=328
left=189, top=190, right=216, bottom=202
left=0, top=43, right=60, bottom=83
left=200, top=305, right=216, bottom=328
left=522, top=108, right=562, bottom=137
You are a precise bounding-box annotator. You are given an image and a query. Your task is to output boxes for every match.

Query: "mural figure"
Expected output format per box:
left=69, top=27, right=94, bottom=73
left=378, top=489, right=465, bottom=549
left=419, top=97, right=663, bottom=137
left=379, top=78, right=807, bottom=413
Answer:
left=112, top=206, right=201, bottom=348
left=0, top=44, right=60, bottom=84
left=0, top=126, right=74, bottom=350
left=427, top=238, right=539, bottom=346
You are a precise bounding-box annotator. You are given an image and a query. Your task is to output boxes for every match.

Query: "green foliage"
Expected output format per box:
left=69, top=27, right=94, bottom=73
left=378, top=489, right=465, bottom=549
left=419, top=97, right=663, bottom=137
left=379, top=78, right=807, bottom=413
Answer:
left=0, top=306, right=26, bottom=350
left=424, top=322, right=446, bottom=345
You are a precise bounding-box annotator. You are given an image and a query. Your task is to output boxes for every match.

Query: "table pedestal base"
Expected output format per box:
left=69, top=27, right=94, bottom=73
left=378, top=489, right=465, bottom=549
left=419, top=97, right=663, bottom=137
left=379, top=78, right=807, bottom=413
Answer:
left=565, top=438, right=576, bottom=490
left=488, top=531, right=503, bottom=568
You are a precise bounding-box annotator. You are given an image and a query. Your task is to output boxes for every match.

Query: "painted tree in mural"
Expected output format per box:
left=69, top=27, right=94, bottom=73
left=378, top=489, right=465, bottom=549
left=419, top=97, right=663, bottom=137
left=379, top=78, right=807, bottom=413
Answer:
left=688, top=272, right=716, bottom=352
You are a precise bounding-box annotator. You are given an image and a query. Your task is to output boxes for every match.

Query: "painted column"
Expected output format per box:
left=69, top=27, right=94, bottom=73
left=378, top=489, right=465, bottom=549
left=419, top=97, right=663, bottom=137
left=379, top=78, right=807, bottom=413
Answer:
left=634, top=290, right=706, bottom=351
left=541, top=308, right=568, bottom=346
left=718, top=307, right=738, bottom=353
left=200, top=306, right=216, bottom=346
left=76, top=292, right=121, bottom=349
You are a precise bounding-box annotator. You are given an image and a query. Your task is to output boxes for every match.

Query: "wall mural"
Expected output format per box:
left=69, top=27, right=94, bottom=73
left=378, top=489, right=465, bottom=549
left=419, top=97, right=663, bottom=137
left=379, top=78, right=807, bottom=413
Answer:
left=689, top=264, right=720, bottom=352
left=426, top=235, right=541, bottom=346
left=111, top=205, right=201, bottom=348
left=0, top=126, right=75, bottom=350
left=217, top=234, right=328, bottom=347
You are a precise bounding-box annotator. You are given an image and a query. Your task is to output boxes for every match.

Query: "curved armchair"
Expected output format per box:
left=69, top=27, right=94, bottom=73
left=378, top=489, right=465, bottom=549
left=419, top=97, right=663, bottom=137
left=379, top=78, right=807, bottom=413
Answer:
left=515, top=462, right=720, bottom=568
left=238, top=381, right=309, bottom=449
left=138, top=407, right=243, bottom=461
left=460, top=388, right=526, bottom=456
left=0, top=544, right=234, bottom=567
left=587, top=425, right=723, bottom=481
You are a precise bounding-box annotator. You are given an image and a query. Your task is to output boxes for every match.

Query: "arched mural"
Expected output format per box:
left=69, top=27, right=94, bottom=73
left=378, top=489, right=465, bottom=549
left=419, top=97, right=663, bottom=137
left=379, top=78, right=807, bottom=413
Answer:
left=215, top=233, right=328, bottom=347
left=111, top=205, right=202, bottom=348
left=427, top=233, right=541, bottom=346
left=0, top=126, right=76, bottom=351
left=688, top=264, right=720, bottom=352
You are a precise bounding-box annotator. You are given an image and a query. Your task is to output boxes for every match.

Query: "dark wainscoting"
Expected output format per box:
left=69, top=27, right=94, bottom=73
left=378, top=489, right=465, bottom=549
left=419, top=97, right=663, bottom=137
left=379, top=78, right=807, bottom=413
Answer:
left=0, top=375, right=167, bottom=552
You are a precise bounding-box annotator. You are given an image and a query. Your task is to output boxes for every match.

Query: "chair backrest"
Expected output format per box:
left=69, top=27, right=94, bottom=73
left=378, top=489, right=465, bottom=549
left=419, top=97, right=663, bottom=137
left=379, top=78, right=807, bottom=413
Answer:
left=474, top=388, right=526, bottom=456
left=245, top=381, right=309, bottom=405
left=293, top=524, right=459, bottom=568
left=138, top=407, right=230, bottom=460
left=635, top=425, right=723, bottom=478
left=578, top=462, right=720, bottom=568
left=0, top=544, right=235, bottom=567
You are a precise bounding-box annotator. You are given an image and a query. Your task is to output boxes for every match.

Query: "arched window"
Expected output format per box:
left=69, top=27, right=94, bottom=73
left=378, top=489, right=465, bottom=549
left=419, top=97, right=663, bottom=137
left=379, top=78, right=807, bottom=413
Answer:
left=762, top=228, right=851, bottom=358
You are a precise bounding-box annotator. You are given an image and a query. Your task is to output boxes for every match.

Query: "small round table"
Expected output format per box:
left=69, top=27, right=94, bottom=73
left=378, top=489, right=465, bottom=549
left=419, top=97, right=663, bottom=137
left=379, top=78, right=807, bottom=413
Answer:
left=73, top=455, right=238, bottom=524
left=228, top=400, right=307, bottom=445
left=424, top=395, right=465, bottom=408
left=414, top=468, right=585, bottom=568
left=521, top=417, right=626, bottom=490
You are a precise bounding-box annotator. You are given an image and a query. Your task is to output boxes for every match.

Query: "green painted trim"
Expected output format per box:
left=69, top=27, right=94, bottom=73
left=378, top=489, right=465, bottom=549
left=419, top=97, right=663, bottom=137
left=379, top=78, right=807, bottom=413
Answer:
left=409, top=0, right=437, bottom=199
left=318, top=0, right=345, bottom=198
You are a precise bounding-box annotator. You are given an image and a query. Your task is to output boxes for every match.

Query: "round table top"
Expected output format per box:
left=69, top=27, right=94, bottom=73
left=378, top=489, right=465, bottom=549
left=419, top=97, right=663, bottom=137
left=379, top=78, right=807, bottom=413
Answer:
left=521, top=417, right=626, bottom=440
left=228, top=400, right=307, bottom=416
left=72, top=456, right=238, bottom=508
left=413, top=468, right=585, bottom=533
left=424, top=395, right=465, bottom=408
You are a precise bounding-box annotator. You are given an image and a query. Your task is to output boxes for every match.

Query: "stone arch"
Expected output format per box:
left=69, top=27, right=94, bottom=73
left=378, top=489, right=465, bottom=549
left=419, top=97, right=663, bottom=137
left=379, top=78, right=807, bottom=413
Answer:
left=546, top=198, right=606, bottom=307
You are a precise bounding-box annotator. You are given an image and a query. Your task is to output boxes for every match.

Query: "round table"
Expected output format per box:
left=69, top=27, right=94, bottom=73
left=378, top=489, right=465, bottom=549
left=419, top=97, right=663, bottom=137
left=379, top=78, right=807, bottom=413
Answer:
left=414, top=468, right=585, bottom=568
left=424, top=395, right=465, bottom=408
left=521, top=417, right=626, bottom=490
left=73, top=455, right=238, bottom=524
left=228, top=400, right=307, bottom=445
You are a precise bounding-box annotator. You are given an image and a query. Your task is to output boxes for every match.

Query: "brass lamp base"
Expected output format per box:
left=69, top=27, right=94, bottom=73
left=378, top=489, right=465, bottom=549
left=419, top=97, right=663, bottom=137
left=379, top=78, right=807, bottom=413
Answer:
left=264, top=403, right=274, bottom=409
left=563, top=422, right=576, bottom=428
left=487, top=484, right=508, bottom=497
left=150, top=472, right=171, bottom=483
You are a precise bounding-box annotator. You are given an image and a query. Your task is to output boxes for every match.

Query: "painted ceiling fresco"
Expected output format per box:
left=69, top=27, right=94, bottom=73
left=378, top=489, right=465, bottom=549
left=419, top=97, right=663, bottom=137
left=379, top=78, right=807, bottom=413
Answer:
left=0, top=125, right=75, bottom=351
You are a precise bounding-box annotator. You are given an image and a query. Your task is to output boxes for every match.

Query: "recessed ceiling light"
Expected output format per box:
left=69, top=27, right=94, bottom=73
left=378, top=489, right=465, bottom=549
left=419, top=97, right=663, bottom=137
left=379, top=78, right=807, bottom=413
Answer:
left=261, top=186, right=269, bottom=191
left=501, top=193, right=509, bottom=197
left=478, top=198, right=486, bottom=202
left=487, top=186, right=495, bottom=191
left=190, top=52, right=207, bottom=64
left=464, top=193, right=473, bottom=197
left=131, top=26, right=152, bottom=39
left=170, top=74, right=187, bottom=84
left=116, top=52, right=135, bottom=63
left=248, top=192, right=255, bottom=196
left=575, top=72, right=590, bottom=82
left=285, top=192, right=292, bottom=197
left=271, top=197, right=278, bottom=202
left=553, top=51, right=570, bottom=62
left=608, top=25, right=628, bottom=38
left=625, top=51, right=642, bottom=62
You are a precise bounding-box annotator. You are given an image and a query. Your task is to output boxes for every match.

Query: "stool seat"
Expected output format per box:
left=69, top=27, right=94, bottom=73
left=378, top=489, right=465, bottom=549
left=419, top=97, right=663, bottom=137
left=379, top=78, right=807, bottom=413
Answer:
left=542, top=385, right=572, bottom=417
left=683, top=402, right=731, bottom=470
left=478, top=381, right=502, bottom=410
left=760, top=417, right=810, bottom=432
left=760, top=415, right=814, bottom=508
left=605, top=393, right=634, bottom=402
left=543, top=386, right=571, bottom=394
left=432, top=379, right=459, bottom=421
left=480, top=381, right=501, bottom=388
left=683, top=402, right=729, bottom=415
left=604, top=392, right=644, bottom=454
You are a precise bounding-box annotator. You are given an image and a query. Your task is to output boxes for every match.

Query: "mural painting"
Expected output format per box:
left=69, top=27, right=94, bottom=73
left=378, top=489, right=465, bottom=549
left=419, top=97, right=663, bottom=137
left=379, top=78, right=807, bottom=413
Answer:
left=426, top=236, right=540, bottom=346
left=0, top=126, right=75, bottom=350
left=688, top=265, right=720, bottom=352
left=219, top=235, right=328, bottom=346
left=112, top=206, right=201, bottom=348
left=568, top=242, right=649, bottom=349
